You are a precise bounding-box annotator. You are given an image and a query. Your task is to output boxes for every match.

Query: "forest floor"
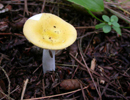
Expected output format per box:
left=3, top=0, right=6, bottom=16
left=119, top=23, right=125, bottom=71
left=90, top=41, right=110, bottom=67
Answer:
left=0, top=0, right=130, bottom=100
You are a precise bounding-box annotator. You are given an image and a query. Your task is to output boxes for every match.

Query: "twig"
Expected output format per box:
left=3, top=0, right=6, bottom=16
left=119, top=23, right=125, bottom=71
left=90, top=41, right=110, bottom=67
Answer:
left=24, top=0, right=29, bottom=16
left=75, top=26, right=95, bottom=29
left=71, top=65, right=79, bottom=79
left=104, top=1, right=130, bottom=15
left=77, top=31, right=102, bottom=40
left=105, top=5, right=130, bottom=24
left=20, top=79, right=29, bottom=100
left=79, top=50, right=102, bottom=100
left=101, top=83, right=109, bottom=96
left=42, top=79, right=46, bottom=96
left=69, top=53, right=108, bottom=82
left=56, top=63, right=77, bottom=67
left=79, top=37, right=86, bottom=58
left=80, top=83, right=86, bottom=100
left=71, top=42, right=84, bottom=79
left=84, top=33, right=95, bottom=53
left=41, top=0, right=46, bottom=13
left=0, top=33, right=12, bottom=35
left=69, top=53, right=86, bottom=68
left=0, top=33, right=25, bottom=38
left=23, top=86, right=89, bottom=100
left=117, top=79, right=124, bottom=94
left=0, top=66, right=11, bottom=100
left=0, top=90, right=14, bottom=100
left=32, top=64, right=42, bottom=74
left=78, top=32, right=101, bottom=99
left=1, top=85, right=20, bottom=100
left=116, top=5, right=130, bottom=15
left=100, top=85, right=128, bottom=100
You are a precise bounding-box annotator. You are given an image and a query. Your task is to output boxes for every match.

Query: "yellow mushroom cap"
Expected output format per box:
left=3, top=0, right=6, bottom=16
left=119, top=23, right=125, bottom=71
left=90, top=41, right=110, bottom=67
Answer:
left=23, top=13, right=77, bottom=50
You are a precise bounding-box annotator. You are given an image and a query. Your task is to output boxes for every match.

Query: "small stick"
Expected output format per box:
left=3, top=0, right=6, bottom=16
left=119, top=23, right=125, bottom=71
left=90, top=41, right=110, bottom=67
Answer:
left=100, top=85, right=128, bottom=100
left=24, top=0, right=29, bottom=16
left=0, top=90, right=14, bottom=100
left=0, top=33, right=25, bottom=38
left=77, top=31, right=102, bottom=40
left=0, top=66, right=11, bottom=100
left=69, top=53, right=86, bottom=69
left=41, top=0, right=46, bottom=13
left=20, top=79, right=29, bottom=100
left=84, top=34, right=95, bottom=54
left=75, top=26, right=95, bottom=29
left=24, top=86, right=89, bottom=100
left=42, top=79, right=46, bottom=96
left=80, top=83, right=86, bottom=100
left=1, top=85, right=20, bottom=100
left=33, top=64, right=42, bottom=74
left=79, top=52, right=102, bottom=100
left=70, top=52, right=102, bottom=99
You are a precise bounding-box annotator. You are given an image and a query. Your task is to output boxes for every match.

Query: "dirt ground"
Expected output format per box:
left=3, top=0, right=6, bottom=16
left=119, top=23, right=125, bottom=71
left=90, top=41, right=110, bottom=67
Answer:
left=0, top=0, right=130, bottom=100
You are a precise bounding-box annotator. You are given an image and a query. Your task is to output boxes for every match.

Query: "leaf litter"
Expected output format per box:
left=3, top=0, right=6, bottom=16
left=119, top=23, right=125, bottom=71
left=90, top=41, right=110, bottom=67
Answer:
left=0, top=0, right=130, bottom=100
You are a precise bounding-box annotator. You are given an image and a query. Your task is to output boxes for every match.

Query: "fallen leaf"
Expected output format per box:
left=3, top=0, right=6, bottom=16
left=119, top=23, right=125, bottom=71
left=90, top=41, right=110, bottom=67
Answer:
left=60, top=79, right=80, bottom=90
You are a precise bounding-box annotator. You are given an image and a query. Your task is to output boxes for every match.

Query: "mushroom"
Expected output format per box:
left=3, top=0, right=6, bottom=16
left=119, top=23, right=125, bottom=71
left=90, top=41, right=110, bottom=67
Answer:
left=23, top=13, right=77, bottom=73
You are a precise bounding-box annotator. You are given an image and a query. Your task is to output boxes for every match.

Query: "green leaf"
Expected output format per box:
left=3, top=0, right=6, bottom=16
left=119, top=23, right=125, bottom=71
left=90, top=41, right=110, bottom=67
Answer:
left=112, top=22, right=120, bottom=27
left=112, top=26, right=121, bottom=35
left=110, top=15, right=118, bottom=22
left=103, top=25, right=111, bottom=33
left=95, top=23, right=106, bottom=29
left=102, top=15, right=110, bottom=22
left=108, top=22, right=112, bottom=26
left=67, top=0, right=104, bottom=12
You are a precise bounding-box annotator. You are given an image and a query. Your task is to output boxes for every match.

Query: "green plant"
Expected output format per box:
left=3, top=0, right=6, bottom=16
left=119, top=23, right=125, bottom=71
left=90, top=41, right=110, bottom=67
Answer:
left=67, top=0, right=121, bottom=35
left=67, top=0, right=104, bottom=12
left=67, top=0, right=104, bottom=25
left=95, top=15, right=121, bottom=35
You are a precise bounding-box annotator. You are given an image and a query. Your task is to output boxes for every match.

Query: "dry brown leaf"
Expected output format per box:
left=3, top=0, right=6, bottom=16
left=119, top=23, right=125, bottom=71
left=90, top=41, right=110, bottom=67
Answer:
left=60, top=79, right=80, bottom=90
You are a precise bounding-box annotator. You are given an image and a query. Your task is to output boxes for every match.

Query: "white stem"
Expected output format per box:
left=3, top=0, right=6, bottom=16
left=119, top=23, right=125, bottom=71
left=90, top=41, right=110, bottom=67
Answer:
left=42, top=49, right=55, bottom=73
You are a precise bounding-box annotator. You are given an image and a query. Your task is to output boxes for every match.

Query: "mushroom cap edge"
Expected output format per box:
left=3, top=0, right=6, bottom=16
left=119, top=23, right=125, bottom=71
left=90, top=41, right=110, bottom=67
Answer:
left=23, top=13, right=77, bottom=50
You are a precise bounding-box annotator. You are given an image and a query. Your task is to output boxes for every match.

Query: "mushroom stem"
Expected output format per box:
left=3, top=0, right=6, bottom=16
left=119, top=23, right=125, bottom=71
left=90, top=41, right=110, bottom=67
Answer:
left=42, top=49, right=55, bottom=73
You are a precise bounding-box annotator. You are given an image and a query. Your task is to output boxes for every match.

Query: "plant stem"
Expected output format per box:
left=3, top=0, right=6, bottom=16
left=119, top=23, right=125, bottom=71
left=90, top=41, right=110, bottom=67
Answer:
left=42, top=49, right=55, bottom=73
left=87, top=10, right=104, bottom=22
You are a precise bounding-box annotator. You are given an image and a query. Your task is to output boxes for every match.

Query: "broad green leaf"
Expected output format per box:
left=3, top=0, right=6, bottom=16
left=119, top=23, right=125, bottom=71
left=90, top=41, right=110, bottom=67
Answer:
left=112, top=22, right=120, bottom=27
left=95, top=23, right=106, bottom=29
left=103, top=25, right=111, bottom=33
left=112, top=26, right=121, bottom=35
left=108, top=22, right=112, bottom=26
left=102, top=15, right=110, bottom=22
left=67, top=0, right=104, bottom=12
left=111, top=15, right=118, bottom=22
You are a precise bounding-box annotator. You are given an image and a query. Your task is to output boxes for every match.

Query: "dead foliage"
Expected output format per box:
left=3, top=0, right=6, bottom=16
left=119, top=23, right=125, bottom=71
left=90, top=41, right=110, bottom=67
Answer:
left=0, top=0, right=130, bottom=100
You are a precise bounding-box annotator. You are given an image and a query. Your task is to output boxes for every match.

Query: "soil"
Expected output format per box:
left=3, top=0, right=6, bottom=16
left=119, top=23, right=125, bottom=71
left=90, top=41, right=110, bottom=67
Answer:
left=0, top=0, right=130, bottom=100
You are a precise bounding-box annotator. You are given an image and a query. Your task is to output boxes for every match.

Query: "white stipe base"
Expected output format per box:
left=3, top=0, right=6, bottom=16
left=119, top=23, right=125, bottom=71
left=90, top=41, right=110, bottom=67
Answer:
left=42, top=49, right=55, bottom=73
